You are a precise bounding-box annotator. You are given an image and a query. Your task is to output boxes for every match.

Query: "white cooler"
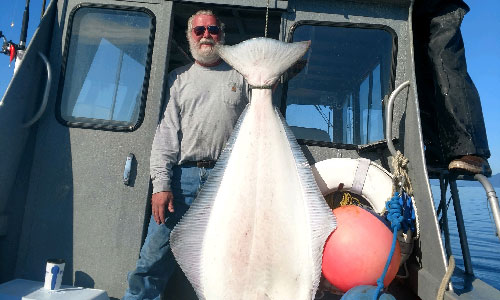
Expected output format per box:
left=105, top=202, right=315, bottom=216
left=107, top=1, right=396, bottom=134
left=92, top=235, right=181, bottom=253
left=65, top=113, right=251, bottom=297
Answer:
left=0, top=279, right=109, bottom=300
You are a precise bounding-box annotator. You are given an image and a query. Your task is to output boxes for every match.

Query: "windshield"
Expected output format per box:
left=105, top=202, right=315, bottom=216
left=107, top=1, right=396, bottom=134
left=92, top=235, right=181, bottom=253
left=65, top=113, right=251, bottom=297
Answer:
left=283, top=23, right=396, bottom=146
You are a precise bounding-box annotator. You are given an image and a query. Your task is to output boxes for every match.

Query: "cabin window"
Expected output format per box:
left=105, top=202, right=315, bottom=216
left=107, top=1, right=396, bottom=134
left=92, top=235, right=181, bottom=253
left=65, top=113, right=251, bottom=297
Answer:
left=283, top=22, right=396, bottom=146
left=57, top=6, right=155, bottom=131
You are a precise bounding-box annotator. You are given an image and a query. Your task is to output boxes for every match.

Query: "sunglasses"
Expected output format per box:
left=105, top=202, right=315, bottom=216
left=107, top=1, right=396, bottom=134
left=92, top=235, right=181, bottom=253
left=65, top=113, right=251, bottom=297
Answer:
left=192, top=25, right=221, bottom=36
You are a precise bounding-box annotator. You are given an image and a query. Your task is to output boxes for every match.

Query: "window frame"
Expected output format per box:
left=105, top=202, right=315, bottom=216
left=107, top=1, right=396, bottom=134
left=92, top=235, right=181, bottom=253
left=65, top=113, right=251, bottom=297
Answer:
left=281, top=20, right=398, bottom=148
left=55, top=3, right=156, bottom=132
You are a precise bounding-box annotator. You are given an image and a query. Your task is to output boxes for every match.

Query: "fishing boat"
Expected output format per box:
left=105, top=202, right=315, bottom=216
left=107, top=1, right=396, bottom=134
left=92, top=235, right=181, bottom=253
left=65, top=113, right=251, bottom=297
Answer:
left=0, top=0, right=499, bottom=299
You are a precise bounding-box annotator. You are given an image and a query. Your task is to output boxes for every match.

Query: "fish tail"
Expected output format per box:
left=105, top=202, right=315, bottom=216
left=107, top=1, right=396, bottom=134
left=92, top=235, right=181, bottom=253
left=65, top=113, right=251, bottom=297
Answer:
left=216, top=37, right=310, bottom=87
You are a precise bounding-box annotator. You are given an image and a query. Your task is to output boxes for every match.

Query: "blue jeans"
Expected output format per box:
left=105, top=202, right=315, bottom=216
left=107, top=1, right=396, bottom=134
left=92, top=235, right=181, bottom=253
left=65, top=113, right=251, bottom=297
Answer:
left=123, top=165, right=212, bottom=300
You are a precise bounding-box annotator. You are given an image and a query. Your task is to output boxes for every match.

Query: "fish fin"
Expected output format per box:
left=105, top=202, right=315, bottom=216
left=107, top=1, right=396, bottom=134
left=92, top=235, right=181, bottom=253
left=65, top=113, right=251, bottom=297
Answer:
left=216, top=37, right=310, bottom=87
left=275, top=107, right=337, bottom=299
left=170, top=105, right=250, bottom=299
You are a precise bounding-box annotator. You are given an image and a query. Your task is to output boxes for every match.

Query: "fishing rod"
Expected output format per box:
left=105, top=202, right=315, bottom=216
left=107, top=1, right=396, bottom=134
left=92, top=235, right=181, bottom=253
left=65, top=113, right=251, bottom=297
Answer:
left=0, top=0, right=30, bottom=65
left=0, top=31, right=18, bottom=65
left=19, top=0, right=30, bottom=50
left=41, top=0, right=47, bottom=19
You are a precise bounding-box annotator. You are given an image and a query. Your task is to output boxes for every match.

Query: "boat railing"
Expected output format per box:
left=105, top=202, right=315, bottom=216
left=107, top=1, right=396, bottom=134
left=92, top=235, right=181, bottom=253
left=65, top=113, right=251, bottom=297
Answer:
left=474, top=174, right=500, bottom=239
left=429, top=168, right=500, bottom=277
left=22, top=52, right=51, bottom=127
left=385, top=80, right=411, bottom=157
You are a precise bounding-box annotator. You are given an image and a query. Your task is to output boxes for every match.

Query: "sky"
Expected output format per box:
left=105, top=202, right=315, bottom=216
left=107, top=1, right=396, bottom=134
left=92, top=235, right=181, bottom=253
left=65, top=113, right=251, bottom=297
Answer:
left=0, top=0, right=499, bottom=173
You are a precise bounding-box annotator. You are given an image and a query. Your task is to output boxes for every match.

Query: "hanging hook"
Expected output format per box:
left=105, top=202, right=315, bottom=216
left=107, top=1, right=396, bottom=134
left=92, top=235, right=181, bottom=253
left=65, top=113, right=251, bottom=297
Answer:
left=265, top=0, right=270, bottom=37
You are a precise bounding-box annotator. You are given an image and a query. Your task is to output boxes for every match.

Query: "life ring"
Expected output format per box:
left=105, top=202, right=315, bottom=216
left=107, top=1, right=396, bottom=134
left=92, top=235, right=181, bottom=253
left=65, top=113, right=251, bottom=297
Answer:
left=311, top=158, right=393, bottom=214
left=311, top=157, right=413, bottom=265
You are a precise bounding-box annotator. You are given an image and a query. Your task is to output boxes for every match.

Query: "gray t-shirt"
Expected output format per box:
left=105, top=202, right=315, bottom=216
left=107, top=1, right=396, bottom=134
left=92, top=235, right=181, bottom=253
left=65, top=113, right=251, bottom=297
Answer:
left=150, top=62, right=248, bottom=193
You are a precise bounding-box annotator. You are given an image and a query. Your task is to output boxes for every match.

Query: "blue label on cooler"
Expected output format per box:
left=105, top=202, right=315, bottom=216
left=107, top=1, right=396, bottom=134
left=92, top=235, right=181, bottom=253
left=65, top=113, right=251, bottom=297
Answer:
left=50, top=265, right=60, bottom=290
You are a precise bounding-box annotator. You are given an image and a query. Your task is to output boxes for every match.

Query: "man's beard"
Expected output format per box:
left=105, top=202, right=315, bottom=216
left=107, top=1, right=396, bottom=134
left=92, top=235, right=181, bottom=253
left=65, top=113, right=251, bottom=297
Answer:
left=189, top=37, right=221, bottom=65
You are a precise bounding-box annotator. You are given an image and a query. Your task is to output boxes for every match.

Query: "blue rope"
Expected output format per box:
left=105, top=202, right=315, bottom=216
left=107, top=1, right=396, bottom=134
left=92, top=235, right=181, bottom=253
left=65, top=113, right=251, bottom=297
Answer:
left=372, top=192, right=404, bottom=300
left=399, top=192, right=416, bottom=233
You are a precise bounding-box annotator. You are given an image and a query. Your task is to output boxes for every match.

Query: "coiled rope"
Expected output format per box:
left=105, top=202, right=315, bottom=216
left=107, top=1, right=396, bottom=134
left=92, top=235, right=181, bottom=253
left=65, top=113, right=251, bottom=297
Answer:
left=392, top=150, right=420, bottom=239
left=392, top=150, right=413, bottom=196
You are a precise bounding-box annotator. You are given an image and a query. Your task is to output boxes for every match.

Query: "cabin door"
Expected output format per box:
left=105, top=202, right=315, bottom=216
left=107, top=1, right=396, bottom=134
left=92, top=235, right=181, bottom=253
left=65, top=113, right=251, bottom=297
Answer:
left=14, top=0, right=173, bottom=298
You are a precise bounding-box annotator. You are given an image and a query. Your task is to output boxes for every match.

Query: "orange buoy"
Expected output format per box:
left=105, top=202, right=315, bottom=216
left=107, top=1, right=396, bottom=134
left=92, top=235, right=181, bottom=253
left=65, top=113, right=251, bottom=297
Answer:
left=322, top=205, right=401, bottom=292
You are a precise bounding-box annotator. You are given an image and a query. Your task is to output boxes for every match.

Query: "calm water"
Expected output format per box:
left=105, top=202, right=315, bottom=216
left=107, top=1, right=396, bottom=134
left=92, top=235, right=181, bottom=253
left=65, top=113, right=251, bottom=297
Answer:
left=431, top=185, right=500, bottom=290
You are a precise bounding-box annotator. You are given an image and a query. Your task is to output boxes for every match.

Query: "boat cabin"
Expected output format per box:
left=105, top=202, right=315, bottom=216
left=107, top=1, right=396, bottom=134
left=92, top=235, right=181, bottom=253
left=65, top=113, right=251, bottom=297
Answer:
left=0, top=0, right=499, bottom=299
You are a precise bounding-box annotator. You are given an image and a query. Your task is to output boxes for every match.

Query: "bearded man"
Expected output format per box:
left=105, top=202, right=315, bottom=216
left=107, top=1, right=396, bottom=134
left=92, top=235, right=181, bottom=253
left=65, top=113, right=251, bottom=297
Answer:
left=123, top=10, right=248, bottom=299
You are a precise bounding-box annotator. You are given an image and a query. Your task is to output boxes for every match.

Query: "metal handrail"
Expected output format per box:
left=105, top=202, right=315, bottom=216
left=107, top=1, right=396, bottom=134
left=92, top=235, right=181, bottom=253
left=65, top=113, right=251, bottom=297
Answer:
left=385, top=81, right=410, bottom=156
left=449, top=179, right=474, bottom=274
left=475, top=174, right=500, bottom=240
left=23, top=52, right=51, bottom=127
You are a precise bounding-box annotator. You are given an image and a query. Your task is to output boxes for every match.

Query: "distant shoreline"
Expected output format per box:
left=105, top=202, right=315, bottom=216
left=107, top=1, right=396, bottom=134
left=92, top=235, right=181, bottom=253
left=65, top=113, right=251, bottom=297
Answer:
left=429, top=173, right=500, bottom=188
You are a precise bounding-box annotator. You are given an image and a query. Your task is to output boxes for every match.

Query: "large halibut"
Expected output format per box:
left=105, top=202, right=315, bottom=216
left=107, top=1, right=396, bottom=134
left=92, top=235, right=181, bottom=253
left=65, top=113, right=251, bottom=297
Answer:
left=170, top=38, right=336, bottom=300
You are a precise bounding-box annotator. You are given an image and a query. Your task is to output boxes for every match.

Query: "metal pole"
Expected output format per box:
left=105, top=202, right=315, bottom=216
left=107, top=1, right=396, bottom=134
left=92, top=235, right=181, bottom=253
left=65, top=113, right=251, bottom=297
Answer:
left=353, top=89, right=360, bottom=145
left=475, top=174, right=500, bottom=240
left=367, top=71, right=373, bottom=143
left=449, top=179, right=474, bottom=275
left=439, top=177, right=453, bottom=258
left=384, top=81, right=410, bottom=157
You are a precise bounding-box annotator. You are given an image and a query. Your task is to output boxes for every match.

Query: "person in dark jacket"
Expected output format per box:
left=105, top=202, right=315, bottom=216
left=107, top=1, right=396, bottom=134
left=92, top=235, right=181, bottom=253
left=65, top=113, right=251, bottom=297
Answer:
left=413, top=0, right=491, bottom=176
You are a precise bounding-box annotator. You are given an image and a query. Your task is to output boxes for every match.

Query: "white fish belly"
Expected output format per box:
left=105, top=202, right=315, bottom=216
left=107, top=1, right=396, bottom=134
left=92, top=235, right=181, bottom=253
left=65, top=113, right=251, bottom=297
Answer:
left=201, top=91, right=314, bottom=300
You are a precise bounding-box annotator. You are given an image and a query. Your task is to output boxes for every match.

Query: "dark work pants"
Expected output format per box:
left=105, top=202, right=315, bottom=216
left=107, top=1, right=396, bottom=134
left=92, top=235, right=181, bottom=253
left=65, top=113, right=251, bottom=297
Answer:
left=413, top=0, right=490, bottom=165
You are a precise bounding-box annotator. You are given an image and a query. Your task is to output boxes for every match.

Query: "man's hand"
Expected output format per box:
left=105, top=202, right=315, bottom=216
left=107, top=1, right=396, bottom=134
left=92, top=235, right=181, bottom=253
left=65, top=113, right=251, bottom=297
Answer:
left=151, top=191, right=174, bottom=224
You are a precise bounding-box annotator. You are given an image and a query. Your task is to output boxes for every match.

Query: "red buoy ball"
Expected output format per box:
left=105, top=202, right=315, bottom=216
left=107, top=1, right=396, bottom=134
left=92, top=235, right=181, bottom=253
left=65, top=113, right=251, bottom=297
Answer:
left=322, top=205, right=401, bottom=292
